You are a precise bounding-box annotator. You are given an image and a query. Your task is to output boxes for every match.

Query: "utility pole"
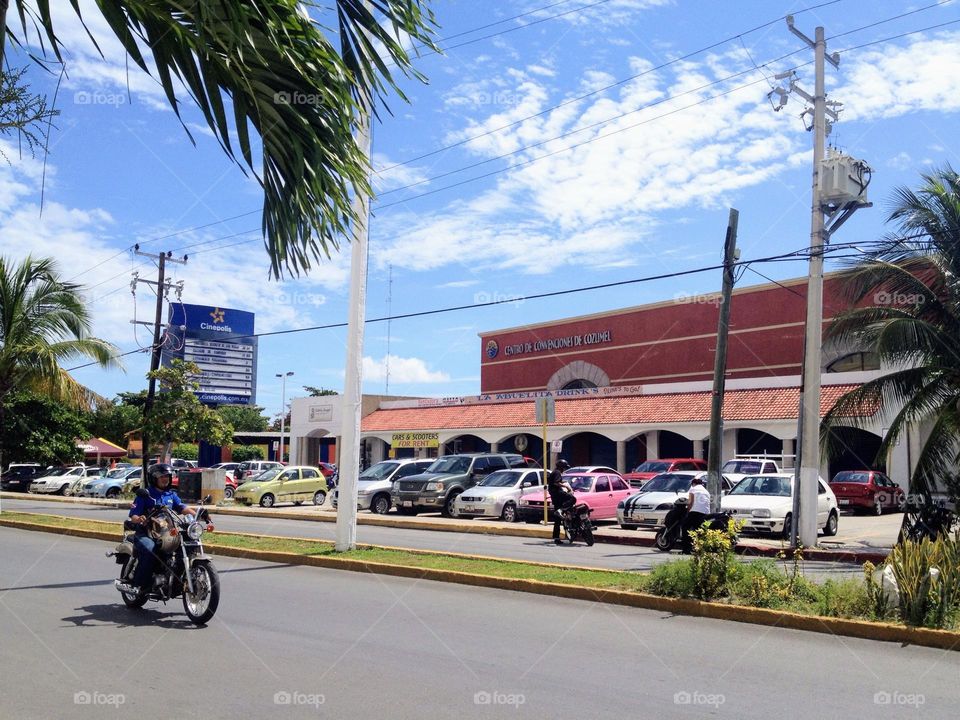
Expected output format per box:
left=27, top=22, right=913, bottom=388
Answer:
left=275, top=371, right=294, bottom=462
left=707, top=209, right=739, bottom=512
left=335, top=0, right=374, bottom=552
left=132, top=246, right=186, bottom=483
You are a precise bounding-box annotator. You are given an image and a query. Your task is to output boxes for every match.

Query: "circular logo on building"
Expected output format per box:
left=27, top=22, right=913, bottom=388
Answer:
left=485, top=339, right=499, bottom=359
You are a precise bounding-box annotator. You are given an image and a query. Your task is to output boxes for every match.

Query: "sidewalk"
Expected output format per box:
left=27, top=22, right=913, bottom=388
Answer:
left=0, top=491, right=895, bottom=562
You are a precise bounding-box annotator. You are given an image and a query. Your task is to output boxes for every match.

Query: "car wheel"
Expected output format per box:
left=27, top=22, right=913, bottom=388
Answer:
left=105, top=488, right=120, bottom=499
left=823, top=510, right=839, bottom=537
left=223, top=486, right=234, bottom=499
left=313, top=490, right=327, bottom=506
left=781, top=513, right=793, bottom=540
left=259, top=494, right=275, bottom=508
left=58, top=483, right=69, bottom=495
left=371, top=494, right=391, bottom=515
left=873, top=498, right=883, bottom=516
left=442, top=492, right=461, bottom=518
left=500, top=502, right=518, bottom=523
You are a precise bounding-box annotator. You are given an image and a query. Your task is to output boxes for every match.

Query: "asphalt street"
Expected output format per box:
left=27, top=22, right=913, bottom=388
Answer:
left=1, top=498, right=862, bottom=579
left=0, top=527, right=956, bottom=720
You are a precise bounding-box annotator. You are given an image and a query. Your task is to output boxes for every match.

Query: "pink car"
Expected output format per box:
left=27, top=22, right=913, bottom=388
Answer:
left=518, top=472, right=634, bottom=523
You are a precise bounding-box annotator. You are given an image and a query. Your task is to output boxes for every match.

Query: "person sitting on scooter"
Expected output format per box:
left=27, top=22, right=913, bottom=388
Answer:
left=547, top=459, right=576, bottom=545
left=681, top=474, right=711, bottom=554
left=119, top=463, right=196, bottom=595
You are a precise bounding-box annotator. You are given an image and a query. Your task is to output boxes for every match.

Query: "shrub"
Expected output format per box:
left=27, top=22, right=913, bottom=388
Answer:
left=689, top=518, right=742, bottom=600
left=646, top=559, right=695, bottom=598
left=232, top=444, right=264, bottom=462
left=887, top=531, right=960, bottom=628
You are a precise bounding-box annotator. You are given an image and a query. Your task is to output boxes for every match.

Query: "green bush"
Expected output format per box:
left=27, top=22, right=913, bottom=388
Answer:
left=886, top=532, right=960, bottom=629
left=231, top=444, right=264, bottom=462
left=646, top=559, right=695, bottom=598
left=175, top=443, right=199, bottom=461
left=689, top=518, right=742, bottom=600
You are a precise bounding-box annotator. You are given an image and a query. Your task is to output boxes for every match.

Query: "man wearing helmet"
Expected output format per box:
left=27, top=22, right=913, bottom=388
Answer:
left=547, top=459, right=576, bottom=545
left=120, top=463, right=197, bottom=595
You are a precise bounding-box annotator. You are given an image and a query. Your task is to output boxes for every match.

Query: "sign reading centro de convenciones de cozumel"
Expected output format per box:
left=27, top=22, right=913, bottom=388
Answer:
left=163, top=303, right=258, bottom=406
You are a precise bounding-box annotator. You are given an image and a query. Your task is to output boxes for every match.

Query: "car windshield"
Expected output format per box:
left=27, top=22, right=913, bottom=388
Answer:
left=360, top=462, right=399, bottom=480
left=834, top=472, right=871, bottom=483
left=248, top=468, right=281, bottom=483
left=633, top=461, right=671, bottom=473
left=42, top=467, right=71, bottom=477
left=565, top=475, right=594, bottom=492
left=478, top=471, right=522, bottom=488
left=105, top=469, right=128, bottom=479
left=729, top=475, right=792, bottom=496
left=641, top=474, right=694, bottom=493
left=722, top=460, right=763, bottom=474
left=427, top=457, right=471, bottom=474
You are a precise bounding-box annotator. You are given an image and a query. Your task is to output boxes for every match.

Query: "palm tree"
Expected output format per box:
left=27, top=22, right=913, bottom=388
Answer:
left=1, top=1, right=437, bottom=278
left=822, top=165, right=960, bottom=507
left=0, top=255, right=117, bottom=410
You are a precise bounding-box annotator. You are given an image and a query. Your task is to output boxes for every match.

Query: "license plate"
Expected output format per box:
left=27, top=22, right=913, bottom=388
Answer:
left=462, top=507, right=477, bottom=513
left=402, top=501, right=413, bottom=507
left=839, top=499, right=849, bottom=506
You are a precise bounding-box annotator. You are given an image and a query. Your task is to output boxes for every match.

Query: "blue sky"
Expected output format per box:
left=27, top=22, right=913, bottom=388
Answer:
left=2, top=0, right=959, bottom=419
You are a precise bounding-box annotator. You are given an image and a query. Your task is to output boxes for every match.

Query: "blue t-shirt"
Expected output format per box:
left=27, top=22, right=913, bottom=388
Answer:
left=129, top=487, right=186, bottom=517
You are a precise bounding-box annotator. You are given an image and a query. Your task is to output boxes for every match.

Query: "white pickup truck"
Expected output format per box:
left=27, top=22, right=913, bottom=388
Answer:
left=721, top=457, right=783, bottom=488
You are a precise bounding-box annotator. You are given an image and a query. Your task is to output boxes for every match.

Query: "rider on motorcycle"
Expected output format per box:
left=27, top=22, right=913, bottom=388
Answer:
left=681, top=474, right=711, bottom=554
left=118, top=463, right=196, bottom=595
left=547, top=459, right=576, bottom=545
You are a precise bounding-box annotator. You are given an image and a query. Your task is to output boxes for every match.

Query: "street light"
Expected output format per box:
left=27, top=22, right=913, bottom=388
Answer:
left=275, top=371, right=294, bottom=463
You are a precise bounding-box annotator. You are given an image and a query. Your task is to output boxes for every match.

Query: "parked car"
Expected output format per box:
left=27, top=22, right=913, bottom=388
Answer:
left=65, top=467, right=106, bottom=496
left=80, top=468, right=142, bottom=499
left=235, top=460, right=283, bottom=483
left=453, top=468, right=545, bottom=522
left=721, top=473, right=839, bottom=538
left=30, top=466, right=89, bottom=494
left=617, top=472, right=734, bottom=530
left=318, top=462, right=337, bottom=479
left=391, top=453, right=527, bottom=517
left=622, top=459, right=707, bottom=488
left=332, top=458, right=434, bottom=514
left=567, top=465, right=621, bottom=476
left=1, top=463, right=44, bottom=492
left=721, top=456, right=782, bottom=487
left=829, top=470, right=905, bottom=515
left=517, top=471, right=634, bottom=523
left=233, top=465, right=329, bottom=508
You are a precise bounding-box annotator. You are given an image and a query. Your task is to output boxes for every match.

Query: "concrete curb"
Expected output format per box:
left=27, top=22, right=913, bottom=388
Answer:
left=0, top=492, right=891, bottom=563
left=1, top=515, right=955, bottom=652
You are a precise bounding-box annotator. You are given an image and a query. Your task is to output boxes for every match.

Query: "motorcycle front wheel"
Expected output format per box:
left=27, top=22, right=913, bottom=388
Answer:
left=654, top=527, right=677, bottom=552
left=183, top=561, right=220, bottom=625
left=581, top=524, right=594, bottom=546
left=119, top=556, right=147, bottom=609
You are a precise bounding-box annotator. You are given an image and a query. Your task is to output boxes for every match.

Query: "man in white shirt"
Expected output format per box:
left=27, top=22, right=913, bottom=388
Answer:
left=681, top=475, right=711, bottom=554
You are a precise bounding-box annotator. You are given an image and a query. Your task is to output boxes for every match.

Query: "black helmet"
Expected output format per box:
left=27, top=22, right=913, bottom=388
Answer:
left=147, top=463, right=175, bottom=488
left=555, top=459, right=570, bottom=471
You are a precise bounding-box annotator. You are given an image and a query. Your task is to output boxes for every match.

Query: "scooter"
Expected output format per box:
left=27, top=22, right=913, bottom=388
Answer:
left=654, top=497, right=734, bottom=552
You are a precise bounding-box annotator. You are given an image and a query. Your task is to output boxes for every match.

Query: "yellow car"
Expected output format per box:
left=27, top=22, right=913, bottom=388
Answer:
left=233, top=466, right=329, bottom=508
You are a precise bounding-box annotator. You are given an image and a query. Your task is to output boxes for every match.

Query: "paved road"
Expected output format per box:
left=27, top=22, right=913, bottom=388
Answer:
left=1, top=498, right=862, bottom=580
left=0, top=527, right=955, bottom=719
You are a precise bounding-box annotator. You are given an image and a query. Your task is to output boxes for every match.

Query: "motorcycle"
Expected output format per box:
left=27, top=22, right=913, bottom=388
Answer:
left=559, top=502, right=595, bottom=546
left=654, top=497, right=734, bottom=552
left=107, top=490, right=221, bottom=625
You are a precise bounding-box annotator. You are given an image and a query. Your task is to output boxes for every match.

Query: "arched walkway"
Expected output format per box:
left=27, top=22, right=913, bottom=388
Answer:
left=825, top=426, right=884, bottom=478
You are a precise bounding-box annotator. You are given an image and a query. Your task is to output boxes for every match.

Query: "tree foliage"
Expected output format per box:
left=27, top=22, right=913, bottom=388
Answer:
left=231, top=444, right=265, bottom=462
left=4, top=1, right=438, bottom=278
left=217, top=403, right=269, bottom=432
left=303, top=385, right=338, bottom=396
left=822, top=165, right=960, bottom=502
left=143, top=360, right=233, bottom=459
left=0, top=65, right=57, bottom=160
left=87, top=396, right=143, bottom=446
left=0, top=389, right=87, bottom=465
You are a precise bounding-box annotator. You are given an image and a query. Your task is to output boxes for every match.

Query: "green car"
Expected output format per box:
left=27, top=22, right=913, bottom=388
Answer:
left=233, top=466, right=329, bottom=508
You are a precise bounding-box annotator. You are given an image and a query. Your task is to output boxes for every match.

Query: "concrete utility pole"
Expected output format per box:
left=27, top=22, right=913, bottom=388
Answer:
left=132, top=247, right=187, bottom=482
left=707, top=209, right=739, bottom=512
left=335, top=0, right=374, bottom=552
left=796, top=23, right=832, bottom=548
left=275, top=371, right=293, bottom=462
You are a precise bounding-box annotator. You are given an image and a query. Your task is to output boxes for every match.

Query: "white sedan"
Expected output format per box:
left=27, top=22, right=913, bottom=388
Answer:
left=617, top=471, right=733, bottom=530
left=30, top=466, right=88, bottom=494
left=720, top=473, right=839, bottom=539
left=453, top=468, right=545, bottom=523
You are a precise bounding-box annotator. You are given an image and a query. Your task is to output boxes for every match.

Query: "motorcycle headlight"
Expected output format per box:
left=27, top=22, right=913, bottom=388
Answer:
left=186, top=522, right=205, bottom=540
left=751, top=509, right=772, bottom=518
left=425, top=482, right=444, bottom=491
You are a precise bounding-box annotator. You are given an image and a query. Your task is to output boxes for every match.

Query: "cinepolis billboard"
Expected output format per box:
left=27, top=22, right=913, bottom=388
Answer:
left=162, top=304, right=258, bottom=406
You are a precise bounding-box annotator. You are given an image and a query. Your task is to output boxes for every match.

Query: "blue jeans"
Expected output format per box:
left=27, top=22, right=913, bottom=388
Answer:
left=132, top=534, right=157, bottom=589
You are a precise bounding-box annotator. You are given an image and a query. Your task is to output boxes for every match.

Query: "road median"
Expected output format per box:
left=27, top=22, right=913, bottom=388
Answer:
left=0, top=510, right=954, bottom=652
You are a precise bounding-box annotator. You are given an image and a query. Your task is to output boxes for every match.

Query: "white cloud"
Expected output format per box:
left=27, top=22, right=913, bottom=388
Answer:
left=362, top=354, right=450, bottom=383
left=437, top=279, right=481, bottom=288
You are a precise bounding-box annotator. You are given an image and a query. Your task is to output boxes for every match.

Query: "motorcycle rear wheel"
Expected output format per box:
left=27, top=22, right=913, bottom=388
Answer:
left=183, top=561, right=220, bottom=625
left=119, top=557, right=147, bottom=609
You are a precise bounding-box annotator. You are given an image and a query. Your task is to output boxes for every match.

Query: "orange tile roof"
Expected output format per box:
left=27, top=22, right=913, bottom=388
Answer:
left=361, top=385, right=865, bottom=432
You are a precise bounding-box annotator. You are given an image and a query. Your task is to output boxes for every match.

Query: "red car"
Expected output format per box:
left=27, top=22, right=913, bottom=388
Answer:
left=623, top=458, right=707, bottom=488
left=829, top=470, right=905, bottom=515
left=318, top=462, right=337, bottom=479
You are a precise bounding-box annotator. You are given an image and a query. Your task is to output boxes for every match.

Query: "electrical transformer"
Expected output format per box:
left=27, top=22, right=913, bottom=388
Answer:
left=819, top=149, right=871, bottom=207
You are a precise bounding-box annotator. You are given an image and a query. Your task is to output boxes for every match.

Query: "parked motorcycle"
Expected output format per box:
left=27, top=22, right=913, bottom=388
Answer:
left=654, top=497, right=734, bottom=552
left=559, top=502, right=594, bottom=546
left=108, top=490, right=221, bottom=625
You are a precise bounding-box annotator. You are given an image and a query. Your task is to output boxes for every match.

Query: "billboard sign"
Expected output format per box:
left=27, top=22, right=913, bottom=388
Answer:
left=163, top=303, right=258, bottom=406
